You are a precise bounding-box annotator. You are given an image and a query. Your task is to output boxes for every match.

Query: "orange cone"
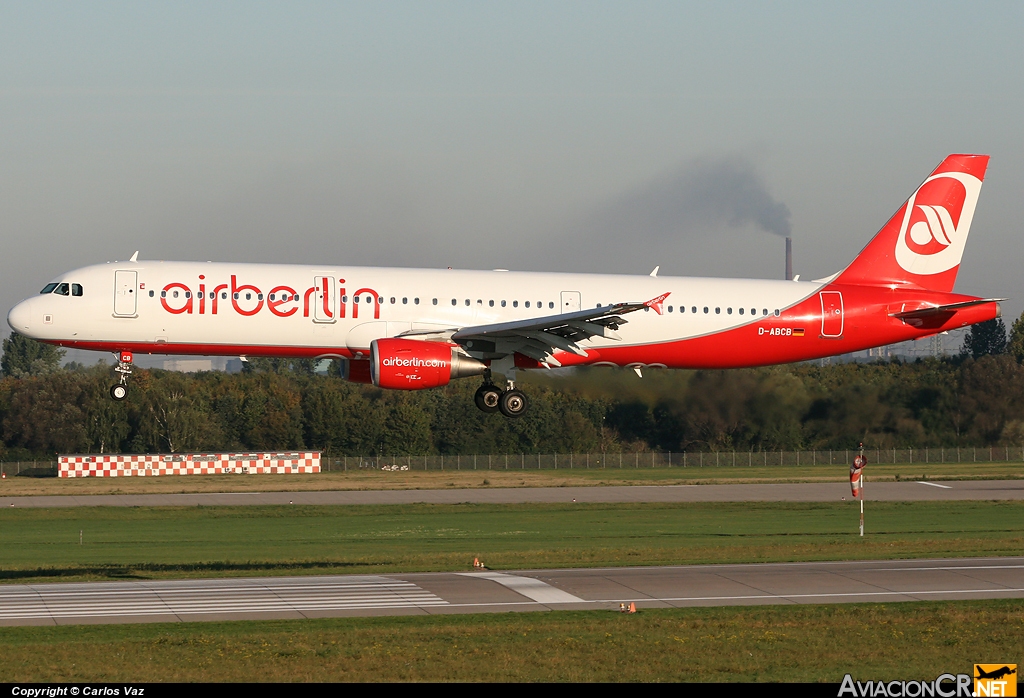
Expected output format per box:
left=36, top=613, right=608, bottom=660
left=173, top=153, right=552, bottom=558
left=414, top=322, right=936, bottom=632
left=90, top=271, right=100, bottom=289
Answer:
left=628, top=602, right=637, bottom=614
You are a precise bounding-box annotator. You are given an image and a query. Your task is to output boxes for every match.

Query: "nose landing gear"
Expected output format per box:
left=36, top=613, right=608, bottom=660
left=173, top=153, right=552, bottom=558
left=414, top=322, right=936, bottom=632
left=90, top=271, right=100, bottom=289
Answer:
left=110, top=350, right=133, bottom=401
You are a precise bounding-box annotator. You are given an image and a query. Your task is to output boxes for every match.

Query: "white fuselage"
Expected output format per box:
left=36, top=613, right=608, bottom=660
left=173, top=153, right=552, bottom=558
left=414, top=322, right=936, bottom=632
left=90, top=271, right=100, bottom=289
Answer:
left=8, top=260, right=819, bottom=363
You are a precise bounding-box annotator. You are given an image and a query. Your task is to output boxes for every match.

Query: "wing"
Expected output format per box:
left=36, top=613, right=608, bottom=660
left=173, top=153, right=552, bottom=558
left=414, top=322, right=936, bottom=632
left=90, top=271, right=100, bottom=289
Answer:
left=399, top=293, right=670, bottom=367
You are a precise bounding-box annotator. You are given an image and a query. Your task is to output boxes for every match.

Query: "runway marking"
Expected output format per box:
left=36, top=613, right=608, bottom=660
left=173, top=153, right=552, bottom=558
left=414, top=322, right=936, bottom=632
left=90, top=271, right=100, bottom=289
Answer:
left=458, top=572, right=584, bottom=603
left=917, top=481, right=953, bottom=489
left=0, top=576, right=447, bottom=621
left=862, top=565, right=1024, bottom=572
left=438, top=586, right=1024, bottom=608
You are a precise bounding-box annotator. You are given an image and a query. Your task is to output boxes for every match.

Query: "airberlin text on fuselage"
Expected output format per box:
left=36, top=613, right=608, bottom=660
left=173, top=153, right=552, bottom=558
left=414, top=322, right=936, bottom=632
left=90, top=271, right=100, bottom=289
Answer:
left=159, top=276, right=380, bottom=320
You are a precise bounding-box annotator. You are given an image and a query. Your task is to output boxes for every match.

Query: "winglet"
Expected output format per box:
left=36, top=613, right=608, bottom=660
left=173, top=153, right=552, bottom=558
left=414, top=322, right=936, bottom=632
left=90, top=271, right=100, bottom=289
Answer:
left=644, top=292, right=671, bottom=315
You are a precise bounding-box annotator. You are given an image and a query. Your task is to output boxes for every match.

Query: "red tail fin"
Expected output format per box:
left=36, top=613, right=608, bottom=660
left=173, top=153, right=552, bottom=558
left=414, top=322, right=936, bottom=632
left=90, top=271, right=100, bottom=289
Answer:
left=834, top=154, right=989, bottom=292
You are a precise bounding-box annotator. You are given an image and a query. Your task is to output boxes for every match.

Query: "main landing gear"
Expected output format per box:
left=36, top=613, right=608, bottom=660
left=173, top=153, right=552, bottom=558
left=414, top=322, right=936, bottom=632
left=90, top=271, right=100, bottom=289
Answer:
left=474, top=370, right=528, bottom=418
left=110, top=350, right=133, bottom=401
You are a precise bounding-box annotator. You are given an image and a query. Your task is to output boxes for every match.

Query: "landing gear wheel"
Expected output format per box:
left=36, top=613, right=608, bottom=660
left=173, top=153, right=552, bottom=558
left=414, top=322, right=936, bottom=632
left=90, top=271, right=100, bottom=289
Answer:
left=110, top=384, right=128, bottom=401
left=474, top=384, right=502, bottom=413
left=498, top=389, right=528, bottom=418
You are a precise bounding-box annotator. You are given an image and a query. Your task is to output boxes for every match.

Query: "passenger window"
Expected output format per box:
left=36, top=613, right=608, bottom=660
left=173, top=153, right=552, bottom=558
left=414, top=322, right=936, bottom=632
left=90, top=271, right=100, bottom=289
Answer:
left=451, top=299, right=457, bottom=306
left=465, top=299, right=470, bottom=306
left=377, top=296, right=383, bottom=304
left=185, top=292, right=192, bottom=299
left=668, top=306, right=673, bottom=313
left=161, top=291, right=167, bottom=298
left=751, top=308, right=756, bottom=315
left=149, top=290, right=154, bottom=297
left=501, top=300, right=506, bottom=307
left=432, top=298, right=437, bottom=305
left=269, top=294, right=275, bottom=301
left=173, top=291, right=180, bottom=299
left=72, top=284, right=83, bottom=297
left=402, top=297, right=408, bottom=304
left=390, top=297, right=396, bottom=304
left=40, top=283, right=58, bottom=294
left=715, top=307, right=720, bottom=314
left=342, top=295, right=348, bottom=302
left=489, top=300, right=494, bottom=307
left=233, top=293, right=239, bottom=300
left=513, top=301, right=519, bottom=308
left=692, top=307, right=697, bottom=313
left=703, top=307, right=708, bottom=314
left=762, top=309, right=768, bottom=315
left=354, top=296, right=360, bottom=303
left=257, top=293, right=263, bottom=301
left=739, top=308, right=744, bottom=315
left=222, top=292, right=228, bottom=300
left=245, top=293, right=251, bottom=300
left=525, top=301, right=530, bottom=308
left=548, top=302, right=554, bottom=309
left=774, top=309, right=780, bottom=316
left=727, top=307, right=732, bottom=314
left=414, top=298, right=420, bottom=305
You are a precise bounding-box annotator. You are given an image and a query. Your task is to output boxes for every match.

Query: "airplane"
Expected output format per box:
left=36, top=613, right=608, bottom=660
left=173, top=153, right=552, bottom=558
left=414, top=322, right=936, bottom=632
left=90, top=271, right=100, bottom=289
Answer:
left=6, top=154, right=1004, bottom=418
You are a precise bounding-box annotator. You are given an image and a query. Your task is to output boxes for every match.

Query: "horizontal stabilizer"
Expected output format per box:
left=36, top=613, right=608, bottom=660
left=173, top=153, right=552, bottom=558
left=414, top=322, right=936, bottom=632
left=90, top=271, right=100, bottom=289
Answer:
left=891, top=298, right=1004, bottom=320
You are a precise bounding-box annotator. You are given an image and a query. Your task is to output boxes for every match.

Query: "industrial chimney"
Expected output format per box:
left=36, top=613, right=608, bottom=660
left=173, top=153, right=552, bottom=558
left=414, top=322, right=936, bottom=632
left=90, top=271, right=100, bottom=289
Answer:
left=785, top=236, right=793, bottom=281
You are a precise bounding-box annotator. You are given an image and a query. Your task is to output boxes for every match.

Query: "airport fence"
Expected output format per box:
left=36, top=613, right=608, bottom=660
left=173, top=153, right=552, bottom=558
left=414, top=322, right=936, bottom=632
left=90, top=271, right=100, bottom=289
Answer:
left=2, top=446, right=1022, bottom=477
left=317, top=446, right=1024, bottom=471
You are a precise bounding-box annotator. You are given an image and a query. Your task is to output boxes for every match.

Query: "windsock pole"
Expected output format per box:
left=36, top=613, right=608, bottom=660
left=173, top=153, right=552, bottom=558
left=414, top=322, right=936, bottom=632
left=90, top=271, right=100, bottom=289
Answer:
left=858, top=443, right=865, bottom=537
left=850, top=443, right=866, bottom=537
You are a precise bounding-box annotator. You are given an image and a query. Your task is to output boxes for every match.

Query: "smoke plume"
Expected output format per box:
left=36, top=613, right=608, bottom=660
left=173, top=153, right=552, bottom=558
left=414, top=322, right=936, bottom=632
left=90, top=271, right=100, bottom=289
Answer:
left=584, top=156, right=792, bottom=241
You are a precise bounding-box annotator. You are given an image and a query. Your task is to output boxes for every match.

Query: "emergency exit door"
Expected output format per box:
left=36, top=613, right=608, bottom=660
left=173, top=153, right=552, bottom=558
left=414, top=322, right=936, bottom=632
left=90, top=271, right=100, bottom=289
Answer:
left=313, top=276, right=336, bottom=323
left=560, top=291, right=581, bottom=313
left=820, top=291, right=844, bottom=337
left=113, top=270, right=138, bottom=317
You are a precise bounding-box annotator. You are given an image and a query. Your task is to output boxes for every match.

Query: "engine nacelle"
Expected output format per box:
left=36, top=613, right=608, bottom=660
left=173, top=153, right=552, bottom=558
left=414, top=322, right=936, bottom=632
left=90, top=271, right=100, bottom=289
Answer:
left=370, top=338, right=486, bottom=390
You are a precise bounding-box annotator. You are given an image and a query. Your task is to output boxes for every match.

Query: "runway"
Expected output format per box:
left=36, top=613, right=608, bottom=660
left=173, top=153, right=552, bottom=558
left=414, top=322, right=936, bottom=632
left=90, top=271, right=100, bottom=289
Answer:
left=2, top=557, right=1021, bottom=626
left=2, top=479, right=1022, bottom=508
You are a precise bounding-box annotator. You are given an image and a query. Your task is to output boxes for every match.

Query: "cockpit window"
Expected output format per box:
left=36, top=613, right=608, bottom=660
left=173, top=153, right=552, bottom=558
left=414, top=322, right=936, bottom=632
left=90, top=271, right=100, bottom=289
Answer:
left=40, top=283, right=58, bottom=294
left=71, top=284, right=83, bottom=297
left=55, top=283, right=70, bottom=296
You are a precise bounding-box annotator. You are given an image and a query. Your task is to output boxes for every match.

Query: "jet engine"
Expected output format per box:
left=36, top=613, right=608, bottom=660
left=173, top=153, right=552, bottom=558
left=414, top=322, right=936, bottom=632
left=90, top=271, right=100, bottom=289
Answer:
left=370, top=338, right=486, bottom=390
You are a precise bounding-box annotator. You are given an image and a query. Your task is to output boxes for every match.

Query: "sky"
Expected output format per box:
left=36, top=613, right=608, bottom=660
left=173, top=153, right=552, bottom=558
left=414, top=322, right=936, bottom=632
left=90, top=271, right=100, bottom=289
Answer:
left=2, top=2, right=1023, bottom=362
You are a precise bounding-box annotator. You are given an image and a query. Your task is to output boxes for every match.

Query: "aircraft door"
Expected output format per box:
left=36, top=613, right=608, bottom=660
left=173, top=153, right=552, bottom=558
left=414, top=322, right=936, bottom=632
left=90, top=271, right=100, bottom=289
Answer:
left=820, top=291, right=844, bottom=337
left=560, top=291, right=581, bottom=313
left=113, top=270, right=138, bottom=317
left=313, top=276, right=336, bottom=323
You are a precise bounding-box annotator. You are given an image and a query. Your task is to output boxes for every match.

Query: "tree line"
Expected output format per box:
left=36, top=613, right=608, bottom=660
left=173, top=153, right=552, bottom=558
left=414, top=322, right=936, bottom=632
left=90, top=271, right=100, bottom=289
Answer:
left=1, top=315, right=1022, bottom=460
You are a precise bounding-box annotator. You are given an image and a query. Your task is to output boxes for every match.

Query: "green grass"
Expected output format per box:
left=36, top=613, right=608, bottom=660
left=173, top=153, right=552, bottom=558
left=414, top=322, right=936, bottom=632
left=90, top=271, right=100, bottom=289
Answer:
left=2, top=601, right=1022, bottom=682
left=2, top=501, right=1022, bottom=583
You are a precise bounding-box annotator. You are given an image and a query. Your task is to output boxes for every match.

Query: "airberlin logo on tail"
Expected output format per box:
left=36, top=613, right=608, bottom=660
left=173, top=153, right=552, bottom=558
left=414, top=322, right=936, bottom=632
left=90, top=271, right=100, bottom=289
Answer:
left=894, top=171, right=982, bottom=276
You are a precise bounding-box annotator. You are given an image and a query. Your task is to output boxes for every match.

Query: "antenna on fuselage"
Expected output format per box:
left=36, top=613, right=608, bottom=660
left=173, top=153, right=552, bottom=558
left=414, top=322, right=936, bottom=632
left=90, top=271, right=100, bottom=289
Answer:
left=129, top=251, right=139, bottom=262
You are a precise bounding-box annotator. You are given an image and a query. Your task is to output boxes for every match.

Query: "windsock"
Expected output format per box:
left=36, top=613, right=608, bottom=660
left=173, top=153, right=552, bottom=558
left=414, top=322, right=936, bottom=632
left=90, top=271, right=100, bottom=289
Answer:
left=850, top=454, right=866, bottom=498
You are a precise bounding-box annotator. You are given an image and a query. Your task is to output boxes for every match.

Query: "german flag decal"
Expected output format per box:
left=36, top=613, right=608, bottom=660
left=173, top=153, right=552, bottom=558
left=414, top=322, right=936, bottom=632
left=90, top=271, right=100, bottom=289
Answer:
left=793, top=328, right=805, bottom=337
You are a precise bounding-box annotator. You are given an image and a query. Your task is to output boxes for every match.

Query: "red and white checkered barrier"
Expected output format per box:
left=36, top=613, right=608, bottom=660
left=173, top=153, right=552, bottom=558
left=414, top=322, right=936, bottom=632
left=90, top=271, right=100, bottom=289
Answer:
left=58, top=452, right=321, bottom=478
